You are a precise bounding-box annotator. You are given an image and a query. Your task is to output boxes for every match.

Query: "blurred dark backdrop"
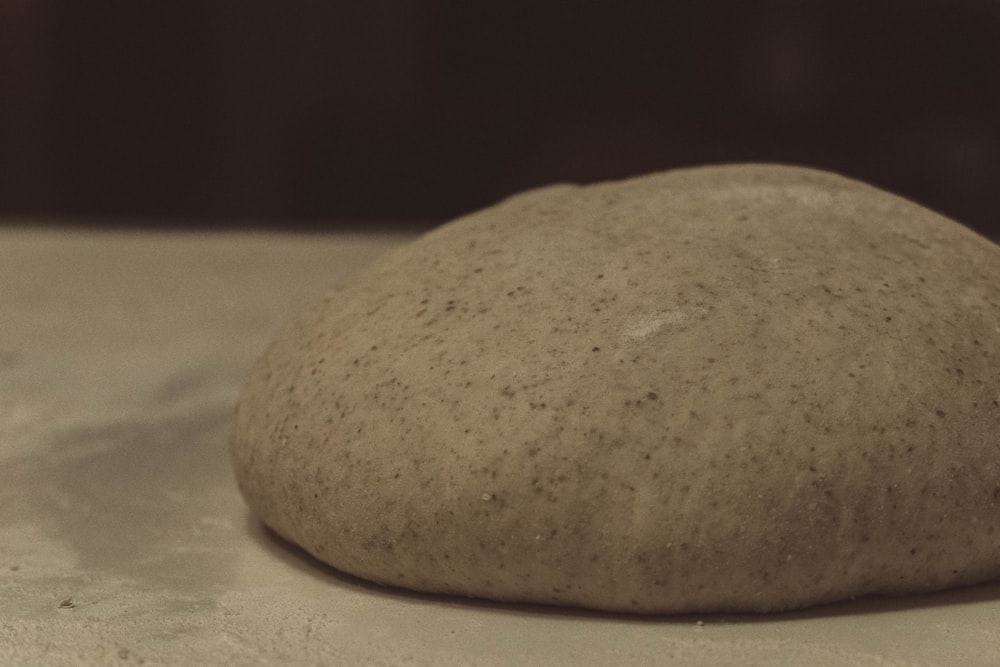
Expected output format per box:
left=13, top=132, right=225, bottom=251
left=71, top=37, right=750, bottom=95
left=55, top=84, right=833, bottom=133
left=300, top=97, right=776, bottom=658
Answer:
left=1, top=1, right=998, bottom=236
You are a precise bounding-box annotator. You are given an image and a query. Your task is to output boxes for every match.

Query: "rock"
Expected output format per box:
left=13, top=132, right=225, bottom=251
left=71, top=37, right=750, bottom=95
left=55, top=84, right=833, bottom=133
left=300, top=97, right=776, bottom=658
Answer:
left=230, top=164, right=1000, bottom=613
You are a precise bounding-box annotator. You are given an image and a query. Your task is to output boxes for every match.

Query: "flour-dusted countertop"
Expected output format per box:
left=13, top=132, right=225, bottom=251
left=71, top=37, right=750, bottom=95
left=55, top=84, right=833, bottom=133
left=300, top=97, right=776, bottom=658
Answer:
left=2, top=225, right=999, bottom=666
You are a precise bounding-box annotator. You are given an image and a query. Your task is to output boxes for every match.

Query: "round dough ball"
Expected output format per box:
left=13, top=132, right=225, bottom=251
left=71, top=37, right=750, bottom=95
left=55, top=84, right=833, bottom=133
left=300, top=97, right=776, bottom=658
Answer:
left=230, top=164, right=1000, bottom=613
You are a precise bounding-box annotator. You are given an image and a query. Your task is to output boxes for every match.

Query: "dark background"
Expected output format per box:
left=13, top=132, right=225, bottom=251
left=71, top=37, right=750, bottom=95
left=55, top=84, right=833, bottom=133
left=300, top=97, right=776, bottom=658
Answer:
left=1, top=1, right=998, bottom=237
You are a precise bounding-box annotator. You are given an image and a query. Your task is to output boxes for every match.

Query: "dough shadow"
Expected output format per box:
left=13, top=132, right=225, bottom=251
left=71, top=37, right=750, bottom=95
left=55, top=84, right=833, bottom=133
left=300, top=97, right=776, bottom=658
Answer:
left=244, top=513, right=647, bottom=622
left=756, top=578, right=1000, bottom=623
left=244, top=512, right=1000, bottom=625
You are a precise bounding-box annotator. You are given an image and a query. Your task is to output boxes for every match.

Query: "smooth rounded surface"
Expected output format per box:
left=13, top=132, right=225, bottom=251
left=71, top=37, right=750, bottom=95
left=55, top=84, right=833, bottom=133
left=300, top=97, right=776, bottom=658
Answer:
left=231, top=164, right=1000, bottom=613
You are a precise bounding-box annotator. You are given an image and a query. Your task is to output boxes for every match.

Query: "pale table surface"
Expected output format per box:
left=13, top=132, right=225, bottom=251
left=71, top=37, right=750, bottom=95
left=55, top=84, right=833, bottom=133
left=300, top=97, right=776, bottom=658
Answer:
left=2, top=225, right=999, bottom=666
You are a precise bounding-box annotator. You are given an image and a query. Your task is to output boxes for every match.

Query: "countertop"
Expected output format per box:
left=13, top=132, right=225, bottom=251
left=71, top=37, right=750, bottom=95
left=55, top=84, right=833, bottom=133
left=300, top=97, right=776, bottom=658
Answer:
left=2, top=226, right=1000, bottom=666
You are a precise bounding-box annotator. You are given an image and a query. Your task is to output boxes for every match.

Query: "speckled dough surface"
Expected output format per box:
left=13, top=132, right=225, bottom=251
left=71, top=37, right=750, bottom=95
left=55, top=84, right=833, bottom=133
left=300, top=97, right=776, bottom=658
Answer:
left=230, top=164, right=1000, bottom=614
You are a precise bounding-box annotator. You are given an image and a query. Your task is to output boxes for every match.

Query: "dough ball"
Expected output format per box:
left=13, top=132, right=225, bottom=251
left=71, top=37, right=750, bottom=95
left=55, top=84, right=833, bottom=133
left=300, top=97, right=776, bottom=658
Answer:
left=230, top=164, right=1000, bottom=613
